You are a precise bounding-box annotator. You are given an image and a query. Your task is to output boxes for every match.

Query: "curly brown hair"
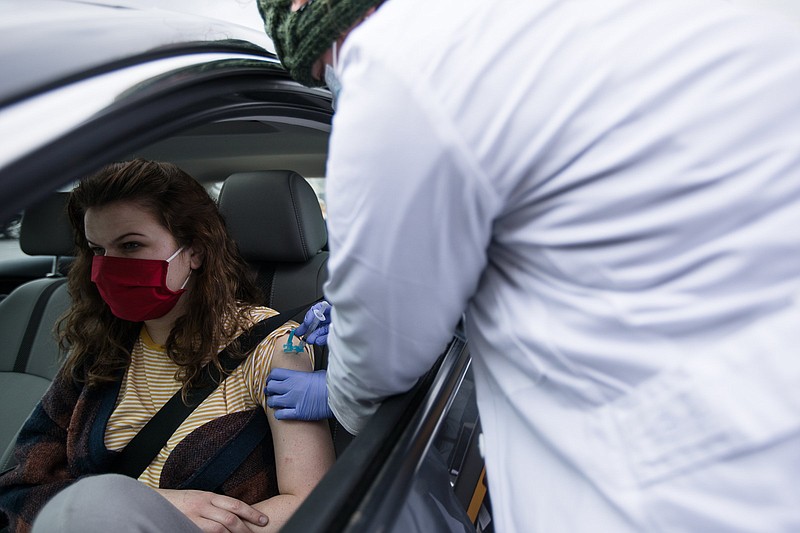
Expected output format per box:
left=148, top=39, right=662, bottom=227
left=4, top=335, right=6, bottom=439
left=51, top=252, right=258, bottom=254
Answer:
left=59, top=159, right=262, bottom=395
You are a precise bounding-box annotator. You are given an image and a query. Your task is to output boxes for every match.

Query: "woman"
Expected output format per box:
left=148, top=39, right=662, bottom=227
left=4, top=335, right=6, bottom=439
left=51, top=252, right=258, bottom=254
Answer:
left=0, top=159, right=335, bottom=533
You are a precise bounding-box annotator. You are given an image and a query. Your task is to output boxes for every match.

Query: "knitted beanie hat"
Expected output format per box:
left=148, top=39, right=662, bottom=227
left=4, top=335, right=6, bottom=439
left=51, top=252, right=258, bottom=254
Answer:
left=258, top=0, right=384, bottom=87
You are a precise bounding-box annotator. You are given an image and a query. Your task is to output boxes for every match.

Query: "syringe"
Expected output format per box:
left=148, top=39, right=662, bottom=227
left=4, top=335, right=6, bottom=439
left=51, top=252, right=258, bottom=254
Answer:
left=301, top=301, right=331, bottom=343
left=283, top=301, right=332, bottom=353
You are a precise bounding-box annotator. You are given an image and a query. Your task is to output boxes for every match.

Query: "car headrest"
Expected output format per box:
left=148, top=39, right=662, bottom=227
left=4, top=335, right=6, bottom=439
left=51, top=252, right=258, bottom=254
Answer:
left=19, top=192, right=75, bottom=257
left=218, top=171, right=326, bottom=263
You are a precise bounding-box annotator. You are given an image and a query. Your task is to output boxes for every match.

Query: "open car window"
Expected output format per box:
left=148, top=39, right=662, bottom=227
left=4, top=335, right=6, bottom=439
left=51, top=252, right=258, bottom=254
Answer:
left=0, top=2, right=490, bottom=531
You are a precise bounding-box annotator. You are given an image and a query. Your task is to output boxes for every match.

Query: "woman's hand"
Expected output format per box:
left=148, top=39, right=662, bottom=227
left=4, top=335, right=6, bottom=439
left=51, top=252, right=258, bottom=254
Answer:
left=155, top=488, right=269, bottom=533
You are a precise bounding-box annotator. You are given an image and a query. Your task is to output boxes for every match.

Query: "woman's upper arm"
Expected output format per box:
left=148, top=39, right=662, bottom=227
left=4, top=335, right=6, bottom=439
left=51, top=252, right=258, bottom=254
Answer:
left=246, top=322, right=313, bottom=410
left=265, top=333, right=335, bottom=497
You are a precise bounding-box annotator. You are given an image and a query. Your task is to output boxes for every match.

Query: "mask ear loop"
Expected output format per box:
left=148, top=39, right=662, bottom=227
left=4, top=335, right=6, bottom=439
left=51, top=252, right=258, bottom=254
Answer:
left=166, top=246, right=185, bottom=263
left=325, top=40, right=342, bottom=109
left=166, top=246, right=192, bottom=290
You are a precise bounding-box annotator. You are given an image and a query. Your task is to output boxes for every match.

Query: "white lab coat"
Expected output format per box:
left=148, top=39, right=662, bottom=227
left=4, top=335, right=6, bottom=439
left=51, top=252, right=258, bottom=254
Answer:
left=322, top=0, right=800, bottom=530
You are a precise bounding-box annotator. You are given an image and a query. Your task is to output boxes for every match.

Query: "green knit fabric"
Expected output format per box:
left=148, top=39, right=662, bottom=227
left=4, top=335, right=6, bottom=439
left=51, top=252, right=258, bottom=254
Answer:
left=258, top=0, right=384, bottom=87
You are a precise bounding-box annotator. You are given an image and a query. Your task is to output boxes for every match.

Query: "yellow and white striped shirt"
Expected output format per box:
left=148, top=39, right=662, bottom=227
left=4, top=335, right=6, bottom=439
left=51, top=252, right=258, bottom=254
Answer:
left=104, top=307, right=313, bottom=488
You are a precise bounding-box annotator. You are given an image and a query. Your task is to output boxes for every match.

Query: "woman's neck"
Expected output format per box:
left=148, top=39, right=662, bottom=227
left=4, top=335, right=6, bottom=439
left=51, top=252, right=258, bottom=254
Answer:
left=143, top=296, right=187, bottom=345
left=143, top=319, right=173, bottom=346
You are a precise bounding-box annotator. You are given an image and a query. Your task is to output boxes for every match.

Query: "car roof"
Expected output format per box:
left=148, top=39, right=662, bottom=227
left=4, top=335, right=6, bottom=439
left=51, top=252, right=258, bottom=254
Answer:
left=0, top=0, right=276, bottom=107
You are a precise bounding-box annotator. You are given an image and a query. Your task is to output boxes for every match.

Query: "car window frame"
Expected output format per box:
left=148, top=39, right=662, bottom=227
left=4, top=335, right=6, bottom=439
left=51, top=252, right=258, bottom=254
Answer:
left=0, top=53, right=330, bottom=221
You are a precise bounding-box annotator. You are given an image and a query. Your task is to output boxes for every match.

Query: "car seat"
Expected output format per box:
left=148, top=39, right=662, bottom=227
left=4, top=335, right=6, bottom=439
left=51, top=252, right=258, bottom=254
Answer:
left=218, top=170, right=328, bottom=316
left=0, top=192, right=73, bottom=469
left=218, top=170, right=354, bottom=454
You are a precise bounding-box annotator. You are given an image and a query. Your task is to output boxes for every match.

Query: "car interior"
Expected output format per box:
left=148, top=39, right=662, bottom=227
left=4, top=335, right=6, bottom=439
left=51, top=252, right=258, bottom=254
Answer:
left=0, top=115, right=334, bottom=454
left=0, top=116, right=487, bottom=531
left=0, top=192, right=72, bottom=469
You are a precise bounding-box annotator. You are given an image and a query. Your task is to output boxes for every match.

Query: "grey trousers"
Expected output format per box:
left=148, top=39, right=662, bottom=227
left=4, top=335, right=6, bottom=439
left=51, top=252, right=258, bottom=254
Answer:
left=32, top=474, right=201, bottom=533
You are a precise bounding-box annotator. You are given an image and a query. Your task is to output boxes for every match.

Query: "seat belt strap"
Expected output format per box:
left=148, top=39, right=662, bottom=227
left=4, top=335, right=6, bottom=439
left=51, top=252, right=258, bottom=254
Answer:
left=14, top=278, right=67, bottom=373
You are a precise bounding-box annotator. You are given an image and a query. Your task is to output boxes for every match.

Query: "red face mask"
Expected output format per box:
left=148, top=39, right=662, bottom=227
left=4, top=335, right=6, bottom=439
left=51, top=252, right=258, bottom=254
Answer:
left=91, top=247, right=189, bottom=322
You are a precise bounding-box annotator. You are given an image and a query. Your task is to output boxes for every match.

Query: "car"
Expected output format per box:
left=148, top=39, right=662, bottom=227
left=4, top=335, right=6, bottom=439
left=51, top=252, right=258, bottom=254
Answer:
left=0, top=1, right=492, bottom=532
left=0, top=214, right=20, bottom=240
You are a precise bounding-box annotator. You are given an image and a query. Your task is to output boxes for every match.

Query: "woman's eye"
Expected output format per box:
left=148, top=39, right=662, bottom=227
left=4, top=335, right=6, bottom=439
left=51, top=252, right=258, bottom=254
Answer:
left=121, top=242, right=140, bottom=251
left=90, top=247, right=105, bottom=256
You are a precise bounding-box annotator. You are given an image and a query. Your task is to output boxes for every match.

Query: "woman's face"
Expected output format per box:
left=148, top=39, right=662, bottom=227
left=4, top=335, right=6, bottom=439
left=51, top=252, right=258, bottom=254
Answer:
left=84, top=200, right=198, bottom=292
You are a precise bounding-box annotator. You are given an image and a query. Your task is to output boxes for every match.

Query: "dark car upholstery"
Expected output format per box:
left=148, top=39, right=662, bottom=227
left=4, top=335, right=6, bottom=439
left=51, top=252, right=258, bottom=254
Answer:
left=219, top=170, right=354, bottom=454
left=0, top=193, right=72, bottom=468
left=218, top=170, right=329, bottom=313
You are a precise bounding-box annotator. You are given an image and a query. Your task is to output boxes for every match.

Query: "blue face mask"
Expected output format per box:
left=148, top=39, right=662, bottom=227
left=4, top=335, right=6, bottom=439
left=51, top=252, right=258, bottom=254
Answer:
left=324, top=41, right=342, bottom=110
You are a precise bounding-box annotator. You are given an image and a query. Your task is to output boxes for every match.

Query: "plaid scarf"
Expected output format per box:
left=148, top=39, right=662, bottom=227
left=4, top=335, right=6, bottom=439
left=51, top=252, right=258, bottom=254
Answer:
left=0, top=369, right=277, bottom=533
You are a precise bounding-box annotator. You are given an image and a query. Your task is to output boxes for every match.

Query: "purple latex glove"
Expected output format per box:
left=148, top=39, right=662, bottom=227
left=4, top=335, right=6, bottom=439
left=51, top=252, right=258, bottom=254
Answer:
left=265, top=368, right=333, bottom=420
left=294, top=300, right=331, bottom=346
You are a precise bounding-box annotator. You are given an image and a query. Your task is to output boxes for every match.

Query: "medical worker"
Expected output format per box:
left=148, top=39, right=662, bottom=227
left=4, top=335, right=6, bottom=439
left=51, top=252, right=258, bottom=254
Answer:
left=259, top=0, right=800, bottom=530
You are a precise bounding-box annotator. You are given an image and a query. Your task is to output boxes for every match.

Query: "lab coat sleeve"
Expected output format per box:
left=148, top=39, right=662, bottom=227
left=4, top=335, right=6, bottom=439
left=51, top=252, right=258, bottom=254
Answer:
left=323, top=53, right=502, bottom=434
